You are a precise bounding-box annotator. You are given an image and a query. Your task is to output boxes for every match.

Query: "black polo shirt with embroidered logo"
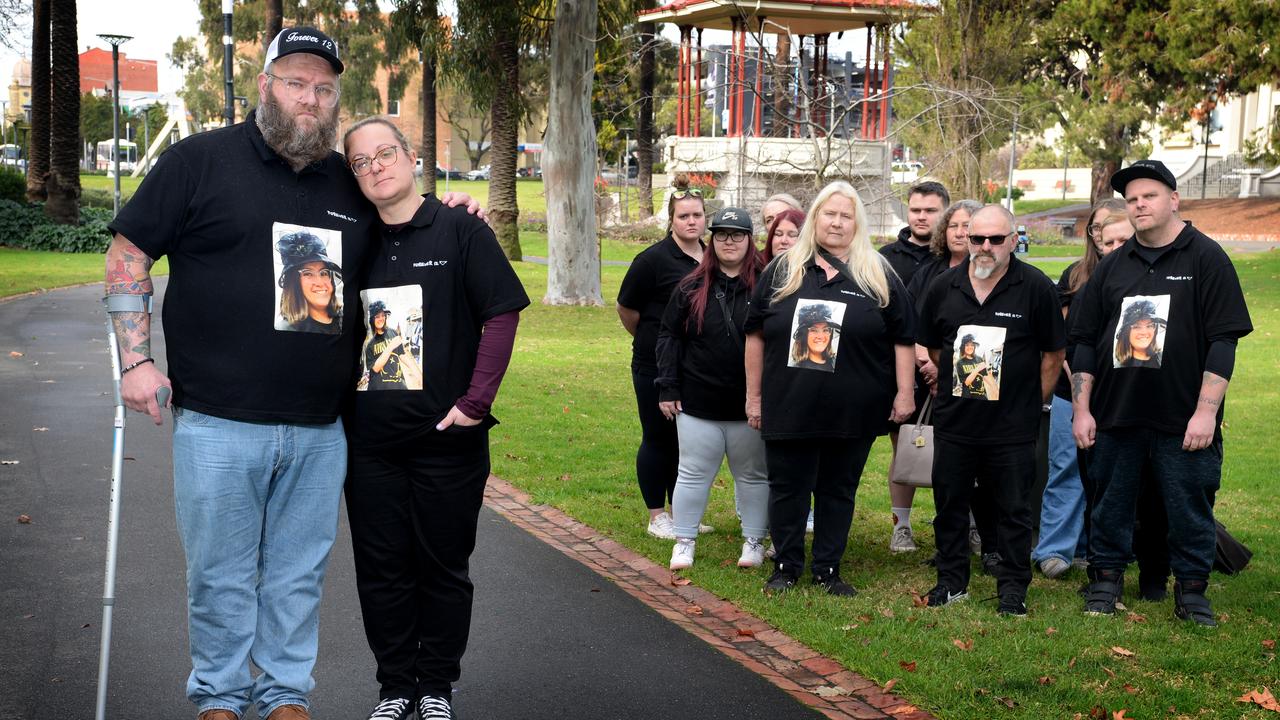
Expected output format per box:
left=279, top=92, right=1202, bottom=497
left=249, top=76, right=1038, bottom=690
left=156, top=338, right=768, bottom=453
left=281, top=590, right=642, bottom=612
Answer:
left=618, top=234, right=703, bottom=374
left=744, top=259, right=916, bottom=440
left=1068, top=222, right=1252, bottom=440
left=879, top=227, right=933, bottom=286
left=109, top=110, right=377, bottom=423
left=347, top=194, right=530, bottom=448
left=917, top=255, right=1066, bottom=445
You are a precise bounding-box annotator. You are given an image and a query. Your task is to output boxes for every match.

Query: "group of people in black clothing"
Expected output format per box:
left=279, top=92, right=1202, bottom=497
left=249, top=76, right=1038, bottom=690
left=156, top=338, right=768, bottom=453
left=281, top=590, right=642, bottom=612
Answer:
left=620, top=162, right=1251, bottom=623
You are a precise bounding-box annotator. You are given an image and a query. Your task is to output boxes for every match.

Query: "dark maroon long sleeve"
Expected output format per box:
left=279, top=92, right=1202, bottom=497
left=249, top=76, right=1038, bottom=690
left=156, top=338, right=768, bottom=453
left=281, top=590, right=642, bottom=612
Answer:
left=455, top=310, right=520, bottom=419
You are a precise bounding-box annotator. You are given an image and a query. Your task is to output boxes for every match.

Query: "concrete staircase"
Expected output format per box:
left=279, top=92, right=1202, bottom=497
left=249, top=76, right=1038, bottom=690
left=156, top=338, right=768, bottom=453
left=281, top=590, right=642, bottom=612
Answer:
left=1177, top=153, right=1248, bottom=199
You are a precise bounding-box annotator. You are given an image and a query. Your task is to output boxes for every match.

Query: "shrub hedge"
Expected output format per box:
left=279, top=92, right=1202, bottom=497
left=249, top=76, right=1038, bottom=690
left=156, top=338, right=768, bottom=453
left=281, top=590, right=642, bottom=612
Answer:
left=0, top=200, right=115, bottom=253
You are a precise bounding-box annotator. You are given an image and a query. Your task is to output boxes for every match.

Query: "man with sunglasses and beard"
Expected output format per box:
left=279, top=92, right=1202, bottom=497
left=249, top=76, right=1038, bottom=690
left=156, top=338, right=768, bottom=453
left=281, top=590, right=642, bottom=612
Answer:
left=916, top=205, right=1065, bottom=617
left=103, top=27, right=478, bottom=720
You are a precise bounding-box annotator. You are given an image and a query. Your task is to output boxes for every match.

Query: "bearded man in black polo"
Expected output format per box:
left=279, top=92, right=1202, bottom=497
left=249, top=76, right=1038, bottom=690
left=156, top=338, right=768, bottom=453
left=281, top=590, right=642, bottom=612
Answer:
left=1070, top=160, right=1252, bottom=627
left=917, top=204, right=1065, bottom=616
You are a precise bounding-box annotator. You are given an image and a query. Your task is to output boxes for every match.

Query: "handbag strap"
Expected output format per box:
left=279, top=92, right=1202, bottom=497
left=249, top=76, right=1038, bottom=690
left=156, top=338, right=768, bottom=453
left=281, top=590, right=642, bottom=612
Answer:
left=817, top=247, right=859, bottom=286
left=914, top=394, right=932, bottom=429
left=714, top=285, right=744, bottom=352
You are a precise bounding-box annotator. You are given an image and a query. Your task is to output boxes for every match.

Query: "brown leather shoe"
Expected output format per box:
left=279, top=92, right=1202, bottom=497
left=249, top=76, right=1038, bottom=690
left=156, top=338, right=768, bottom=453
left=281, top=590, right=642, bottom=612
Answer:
left=265, top=704, right=311, bottom=720
left=197, top=711, right=238, bottom=720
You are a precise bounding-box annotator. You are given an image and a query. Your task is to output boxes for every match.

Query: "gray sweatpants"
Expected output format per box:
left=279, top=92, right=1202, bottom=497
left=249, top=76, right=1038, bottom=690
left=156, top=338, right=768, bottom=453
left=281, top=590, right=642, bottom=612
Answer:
left=671, top=412, right=770, bottom=539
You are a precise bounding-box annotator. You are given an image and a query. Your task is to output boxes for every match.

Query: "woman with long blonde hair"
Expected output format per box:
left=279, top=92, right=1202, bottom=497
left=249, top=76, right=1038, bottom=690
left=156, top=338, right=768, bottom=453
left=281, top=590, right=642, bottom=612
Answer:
left=744, top=181, right=917, bottom=596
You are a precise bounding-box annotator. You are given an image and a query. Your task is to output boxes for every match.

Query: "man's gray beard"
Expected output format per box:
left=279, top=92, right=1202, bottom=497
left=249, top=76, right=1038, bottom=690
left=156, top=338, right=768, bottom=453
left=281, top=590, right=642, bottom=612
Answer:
left=255, top=95, right=339, bottom=172
left=971, top=252, right=996, bottom=279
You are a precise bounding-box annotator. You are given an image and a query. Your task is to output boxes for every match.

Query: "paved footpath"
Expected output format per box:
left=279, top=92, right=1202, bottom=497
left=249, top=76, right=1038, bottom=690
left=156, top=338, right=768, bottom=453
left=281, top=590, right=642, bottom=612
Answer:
left=0, top=282, right=932, bottom=720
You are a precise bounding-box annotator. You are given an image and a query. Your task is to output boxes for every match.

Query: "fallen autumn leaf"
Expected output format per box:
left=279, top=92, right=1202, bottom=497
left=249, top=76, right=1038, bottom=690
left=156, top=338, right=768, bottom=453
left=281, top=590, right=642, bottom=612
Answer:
left=1236, top=687, right=1280, bottom=712
left=812, top=685, right=850, bottom=698
left=1110, top=646, right=1135, bottom=658
left=952, top=638, right=974, bottom=651
left=899, top=660, right=917, bottom=672
left=736, top=628, right=754, bottom=638
left=17, top=514, right=31, bottom=524
left=883, top=678, right=898, bottom=693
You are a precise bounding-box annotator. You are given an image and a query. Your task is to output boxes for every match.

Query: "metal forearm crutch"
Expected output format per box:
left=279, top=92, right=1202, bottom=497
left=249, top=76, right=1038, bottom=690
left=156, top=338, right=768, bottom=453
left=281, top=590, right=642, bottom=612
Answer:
left=97, top=295, right=165, bottom=720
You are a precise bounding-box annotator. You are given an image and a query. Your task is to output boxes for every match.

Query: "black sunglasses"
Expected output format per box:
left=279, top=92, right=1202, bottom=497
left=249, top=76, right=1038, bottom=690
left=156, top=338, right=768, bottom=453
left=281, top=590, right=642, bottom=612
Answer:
left=968, top=233, right=1012, bottom=246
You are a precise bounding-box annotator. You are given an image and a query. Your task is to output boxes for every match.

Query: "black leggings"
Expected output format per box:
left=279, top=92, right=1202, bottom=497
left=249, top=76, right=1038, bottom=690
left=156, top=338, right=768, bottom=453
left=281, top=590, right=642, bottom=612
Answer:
left=632, top=368, right=679, bottom=510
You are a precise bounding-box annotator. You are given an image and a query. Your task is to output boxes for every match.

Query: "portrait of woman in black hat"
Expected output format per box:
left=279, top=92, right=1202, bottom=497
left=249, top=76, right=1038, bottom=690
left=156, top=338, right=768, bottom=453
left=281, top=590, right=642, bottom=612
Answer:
left=788, top=302, right=844, bottom=372
left=274, top=228, right=343, bottom=334
left=1114, top=296, right=1169, bottom=368
left=952, top=327, right=1004, bottom=400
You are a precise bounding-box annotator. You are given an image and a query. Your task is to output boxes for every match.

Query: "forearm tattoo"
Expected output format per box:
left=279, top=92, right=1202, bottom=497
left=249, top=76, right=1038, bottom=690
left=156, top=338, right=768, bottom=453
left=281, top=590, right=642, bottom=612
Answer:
left=1071, top=372, right=1092, bottom=402
left=106, top=242, right=155, bottom=358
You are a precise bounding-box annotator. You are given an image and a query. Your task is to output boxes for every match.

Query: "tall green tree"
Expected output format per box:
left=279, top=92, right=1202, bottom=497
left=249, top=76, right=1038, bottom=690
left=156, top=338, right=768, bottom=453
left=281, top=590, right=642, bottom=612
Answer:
left=44, top=0, right=79, bottom=223
left=25, top=0, right=48, bottom=202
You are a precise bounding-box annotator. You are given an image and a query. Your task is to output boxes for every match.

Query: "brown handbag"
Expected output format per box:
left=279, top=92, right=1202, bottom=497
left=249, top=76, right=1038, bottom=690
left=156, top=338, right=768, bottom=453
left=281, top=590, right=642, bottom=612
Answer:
left=890, top=395, right=934, bottom=488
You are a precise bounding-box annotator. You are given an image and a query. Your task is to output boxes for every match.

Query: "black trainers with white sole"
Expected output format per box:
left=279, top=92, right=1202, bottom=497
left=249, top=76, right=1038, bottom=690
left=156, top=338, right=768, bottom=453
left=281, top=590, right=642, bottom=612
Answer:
left=925, top=583, right=968, bottom=607
left=1173, top=580, right=1217, bottom=627
left=763, top=567, right=798, bottom=595
left=417, top=695, right=454, bottom=720
left=1083, top=570, right=1124, bottom=616
left=367, top=697, right=414, bottom=720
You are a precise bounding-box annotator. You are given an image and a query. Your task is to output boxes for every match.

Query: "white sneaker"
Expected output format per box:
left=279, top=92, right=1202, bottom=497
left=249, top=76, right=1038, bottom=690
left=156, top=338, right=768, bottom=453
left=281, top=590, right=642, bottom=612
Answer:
left=806, top=509, right=815, bottom=534
left=1039, top=556, right=1070, bottom=579
left=670, top=538, right=696, bottom=570
left=890, top=525, right=919, bottom=553
left=738, top=537, right=766, bottom=567
left=698, top=523, right=715, bottom=534
left=647, top=511, right=676, bottom=540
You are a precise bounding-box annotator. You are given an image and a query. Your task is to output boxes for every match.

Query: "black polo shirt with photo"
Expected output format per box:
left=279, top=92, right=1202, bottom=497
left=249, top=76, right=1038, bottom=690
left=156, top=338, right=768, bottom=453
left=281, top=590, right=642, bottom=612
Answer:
left=744, top=259, right=915, bottom=440
left=1068, top=222, right=1252, bottom=439
left=879, top=227, right=933, bottom=286
left=917, top=256, right=1066, bottom=445
left=618, top=234, right=702, bottom=374
left=347, top=195, right=530, bottom=449
left=108, top=110, right=376, bottom=424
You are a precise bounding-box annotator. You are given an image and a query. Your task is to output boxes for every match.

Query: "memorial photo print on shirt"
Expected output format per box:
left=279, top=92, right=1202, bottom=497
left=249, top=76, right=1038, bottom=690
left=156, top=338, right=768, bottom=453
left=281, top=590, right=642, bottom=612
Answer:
left=1114, top=294, right=1170, bottom=369
left=952, top=324, right=1005, bottom=401
left=788, top=300, right=846, bottom=373
left=272, top=222, right=344, bottom=335
left=358, top=286, right=424, bottom=392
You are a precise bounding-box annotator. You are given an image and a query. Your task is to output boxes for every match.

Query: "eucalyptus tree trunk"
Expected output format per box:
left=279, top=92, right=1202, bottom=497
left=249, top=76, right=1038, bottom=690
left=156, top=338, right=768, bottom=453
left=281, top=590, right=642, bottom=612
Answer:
left=264, top=0, right=283, bottom=54
left=44, top=0, right=79, bottom=223
left=26, top=0, right=49, bottom=203
left=420, top=36, right=437, bottom=197
left=544, top=0, right=602, bottom=305
left=635, top=19, right=655, bottom=220
left=488, top=31, right=521, bottom=261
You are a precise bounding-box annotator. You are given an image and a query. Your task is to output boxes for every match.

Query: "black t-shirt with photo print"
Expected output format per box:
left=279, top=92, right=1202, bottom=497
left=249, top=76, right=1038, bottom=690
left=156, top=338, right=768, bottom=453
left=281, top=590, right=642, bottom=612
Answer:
left=744, top=259, right=916, bottom=440
left=917, top=256, right=1066, bottom=445
left=108, top=111, right=376, bottom=423
left=1069, top=222, right=1252, bottom=440
left=347, top=195, right=530, bottom=449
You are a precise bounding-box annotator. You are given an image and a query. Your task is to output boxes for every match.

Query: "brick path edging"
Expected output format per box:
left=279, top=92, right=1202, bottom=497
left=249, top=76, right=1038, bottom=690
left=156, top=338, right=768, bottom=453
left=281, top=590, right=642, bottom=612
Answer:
left=484, top=476, right=937, bottom=720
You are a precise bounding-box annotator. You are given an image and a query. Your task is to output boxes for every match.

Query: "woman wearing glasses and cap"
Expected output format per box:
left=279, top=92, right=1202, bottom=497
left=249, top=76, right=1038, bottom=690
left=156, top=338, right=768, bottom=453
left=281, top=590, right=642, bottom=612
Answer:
left=340, top=116, right=528, bottom=720
left=275, top=231, right=343, bottom=334
left=744, top=181, right=917, bottom=597
left=617, top=175, right=707, bottom=539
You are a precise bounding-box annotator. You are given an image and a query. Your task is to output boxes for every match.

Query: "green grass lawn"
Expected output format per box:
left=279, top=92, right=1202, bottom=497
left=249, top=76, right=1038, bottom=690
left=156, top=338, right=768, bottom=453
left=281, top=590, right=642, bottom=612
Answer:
left=489, top=249, right=1280, bottom=720
left=1015, top=197, right=1090, bottom=215
left=5, top=238, right=1276, bottom=719
left=79, top=173, right=145, bottom=199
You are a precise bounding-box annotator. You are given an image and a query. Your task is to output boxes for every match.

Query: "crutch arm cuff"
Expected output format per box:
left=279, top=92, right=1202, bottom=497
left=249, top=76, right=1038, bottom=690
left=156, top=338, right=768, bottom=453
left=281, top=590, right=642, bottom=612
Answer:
left=104, top=294, right=153, bottom=314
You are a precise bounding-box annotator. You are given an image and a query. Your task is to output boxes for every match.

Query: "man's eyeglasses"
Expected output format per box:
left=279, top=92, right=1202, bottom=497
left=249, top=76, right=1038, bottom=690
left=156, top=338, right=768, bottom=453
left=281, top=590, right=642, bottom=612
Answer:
left=968, top=232, right=1012, bottom=246
left=349, top=145, right=401, bottom=177
left=671, top=188, right=703, bottom=200
left=298, top=268, right=333, bottom=281
left=266, top=73, right=340, bottom=108
left=712, top=230, right=750, bottom=244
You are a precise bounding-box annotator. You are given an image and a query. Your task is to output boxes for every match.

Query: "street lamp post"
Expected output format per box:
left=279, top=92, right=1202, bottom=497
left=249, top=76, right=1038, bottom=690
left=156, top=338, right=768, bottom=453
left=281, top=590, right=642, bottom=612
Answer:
left=223, top=0, right=235, bottom=127
left=98, top=34, right=132, bottom=216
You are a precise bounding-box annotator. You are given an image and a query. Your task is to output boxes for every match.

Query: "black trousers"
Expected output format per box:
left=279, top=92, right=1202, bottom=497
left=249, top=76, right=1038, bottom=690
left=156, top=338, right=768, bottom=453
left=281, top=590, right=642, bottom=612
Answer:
left=345, top=426, right=491, bottom=698
left=932, top=437, right=1035, bottom=598
left=632, top=368, right=679, bottom=510
left=765, top=436, right=875, bottom=577
left=1080, top=446, right=1171, bottom=585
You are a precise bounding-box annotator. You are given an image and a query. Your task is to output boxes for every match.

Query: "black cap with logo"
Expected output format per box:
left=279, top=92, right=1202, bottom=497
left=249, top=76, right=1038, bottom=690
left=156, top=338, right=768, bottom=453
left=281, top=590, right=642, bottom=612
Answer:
left=1110, top=159, right=1177, bottom=195
left=264, top=26, right=344, bottom=75
left=708, top=206, right=753, bottom=234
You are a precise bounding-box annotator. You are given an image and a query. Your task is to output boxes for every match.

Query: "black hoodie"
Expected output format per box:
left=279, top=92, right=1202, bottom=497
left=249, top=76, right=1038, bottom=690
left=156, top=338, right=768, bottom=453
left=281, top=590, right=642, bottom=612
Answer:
left=654, top=271, right=751, bottom=421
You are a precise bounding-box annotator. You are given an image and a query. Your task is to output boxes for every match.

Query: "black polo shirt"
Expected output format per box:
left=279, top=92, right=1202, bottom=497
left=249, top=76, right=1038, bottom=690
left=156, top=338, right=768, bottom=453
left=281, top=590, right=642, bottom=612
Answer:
left=618, top=234, right=702, bottom=374
left=1068, top=222, right=1252, bottom=439
left=347, top=195, right=530, bottom=449
left=917, top=256, right=1066, bottom=444
left=744, top=259, right=915, bottom=440
left=109, top=110, right=376, bottom=423
left=878, top=227, right=933, bottom=286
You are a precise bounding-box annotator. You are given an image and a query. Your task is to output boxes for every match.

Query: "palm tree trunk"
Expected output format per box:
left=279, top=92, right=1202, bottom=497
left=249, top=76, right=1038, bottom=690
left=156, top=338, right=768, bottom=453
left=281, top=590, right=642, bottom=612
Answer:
left=419, top=0, right=438, bottom=197
left=44, top=0, right=80, bottom=224
left=26, top=0, right=50, bottom=203
left=635, top=20, right=655, bottom=220
left=488, top=31, right=521, bottom=261
left=264, top=0, right=283, bottom=54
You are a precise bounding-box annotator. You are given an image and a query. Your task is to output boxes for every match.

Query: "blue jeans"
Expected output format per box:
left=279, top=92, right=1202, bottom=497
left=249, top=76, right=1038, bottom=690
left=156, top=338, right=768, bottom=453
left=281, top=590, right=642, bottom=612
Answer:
left=172, top=408, right=347, bottom=717
left=1032, top=396, right=1087, bottom=564
left=1088, top=426, right=1221, bottom=582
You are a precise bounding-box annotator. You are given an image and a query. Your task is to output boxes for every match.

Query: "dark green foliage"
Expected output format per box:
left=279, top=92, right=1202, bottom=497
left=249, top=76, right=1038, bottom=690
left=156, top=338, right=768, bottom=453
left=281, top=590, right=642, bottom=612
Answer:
left=0, top=167, right=26, bottom=204
left=0, top=200, right=114, bottom=253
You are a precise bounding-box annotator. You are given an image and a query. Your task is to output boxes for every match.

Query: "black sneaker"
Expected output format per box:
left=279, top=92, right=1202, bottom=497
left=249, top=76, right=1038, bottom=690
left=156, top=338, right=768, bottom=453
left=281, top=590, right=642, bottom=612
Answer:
left=764, top=567, right=798, bottom=595
left=367, top=697, right=414, bottom=720
left=1083, top=570, right=1124, bottom=616
left=925, top=583, right=968, bottom=607
left=1139, top=576, right=1168, bottom=602
left=997, top=594, right=1028, bottom=617
left=417, top=695, right=454, bottom=720
left=1173, top=580, right=1217, bottom=627
left=980, top=552, right=1002, bottom=576
left=813, top=567, right=857, bottom=597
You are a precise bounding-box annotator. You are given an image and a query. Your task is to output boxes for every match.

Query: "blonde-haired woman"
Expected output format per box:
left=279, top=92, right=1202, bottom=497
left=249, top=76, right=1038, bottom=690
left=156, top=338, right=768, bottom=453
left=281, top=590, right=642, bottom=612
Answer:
left=744, top=181, right=917, bottom=595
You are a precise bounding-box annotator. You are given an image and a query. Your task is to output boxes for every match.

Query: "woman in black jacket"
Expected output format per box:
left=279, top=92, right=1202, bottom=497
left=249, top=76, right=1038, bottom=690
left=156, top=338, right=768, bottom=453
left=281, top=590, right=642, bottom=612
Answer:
left=656, top=207, right=769, bottom=570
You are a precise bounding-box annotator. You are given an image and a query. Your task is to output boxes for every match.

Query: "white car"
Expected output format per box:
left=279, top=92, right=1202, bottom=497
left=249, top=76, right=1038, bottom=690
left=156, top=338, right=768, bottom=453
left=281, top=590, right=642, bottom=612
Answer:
left=465, top=165, right=490, bottom=181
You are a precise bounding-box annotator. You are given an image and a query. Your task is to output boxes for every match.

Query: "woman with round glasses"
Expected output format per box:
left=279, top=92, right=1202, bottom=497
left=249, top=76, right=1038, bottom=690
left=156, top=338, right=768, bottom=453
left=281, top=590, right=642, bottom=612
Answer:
left=657, top=207, right=770, bottom=570
left=274, top=230, right=343, bottom=334
left=340, top=116, right=529, bottom=720
left=618, top=175, right=707, bottom=539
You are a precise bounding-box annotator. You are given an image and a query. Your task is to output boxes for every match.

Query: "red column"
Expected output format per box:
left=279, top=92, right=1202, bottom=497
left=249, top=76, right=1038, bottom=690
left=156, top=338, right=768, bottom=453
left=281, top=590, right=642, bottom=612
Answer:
left=861, top=28, right=872, bottom=139
left=695, top=29, right=703, bottom=137
left=879, top=26, right=890, bottom=139
left=754, top=19, right=765, bottom=137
